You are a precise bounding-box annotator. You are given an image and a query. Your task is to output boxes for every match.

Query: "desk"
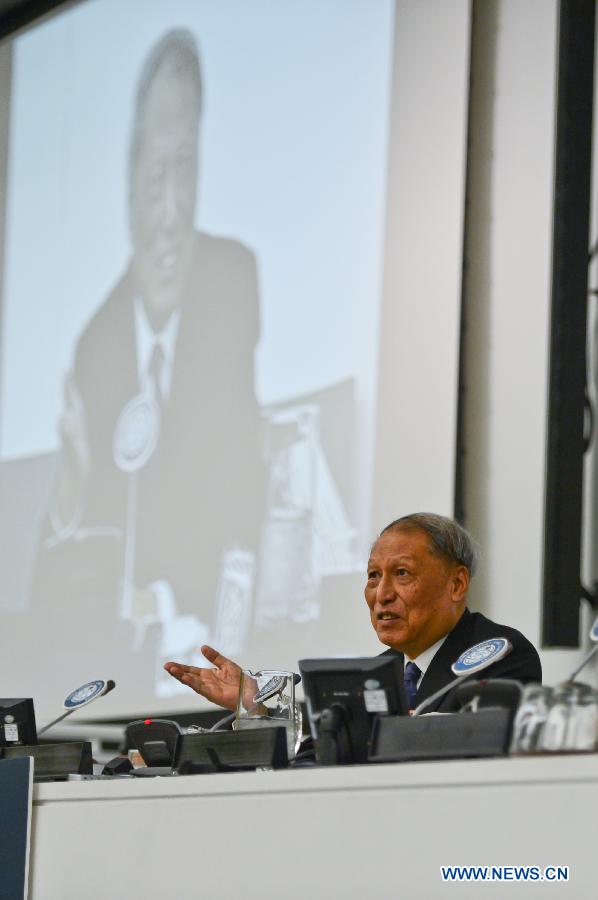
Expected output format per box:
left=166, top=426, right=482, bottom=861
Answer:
left=31, top=754, right=597, bottom=899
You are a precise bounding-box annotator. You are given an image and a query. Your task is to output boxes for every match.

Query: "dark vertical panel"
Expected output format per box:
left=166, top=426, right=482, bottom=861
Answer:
left=0, top=757, right=33, bottom=900
left=0, top=42, right=12, bottom=454
left=0, top=1, right=73, bottom=41
left=542, top=0, right=595, bottom=646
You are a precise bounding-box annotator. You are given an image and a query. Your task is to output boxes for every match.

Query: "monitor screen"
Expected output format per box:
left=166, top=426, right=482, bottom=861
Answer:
left=0, top=699, right=37, bottom=747
left=299, top=655, right=406, bottom=764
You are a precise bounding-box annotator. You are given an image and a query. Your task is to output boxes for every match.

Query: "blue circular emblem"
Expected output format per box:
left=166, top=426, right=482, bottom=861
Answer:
left=591, top=618, right=598, bottom=642
left=64, top=680, right=106, bottom=709
left=451, top=637, right=511, bottom=676
left=253, top=674, right=287, bottom=705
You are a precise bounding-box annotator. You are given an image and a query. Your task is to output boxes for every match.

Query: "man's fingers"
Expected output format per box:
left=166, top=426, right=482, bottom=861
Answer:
left=163, top=662, right=206, bottom=684
left=164, top=646, right=234, bottom=674
left=163, top=665, right=205, bottom=694
left=200, top=644, right=233, bottom=669
left=163, top=645, right=240, bottom=703
left=163, top=661, right=189, bottom=675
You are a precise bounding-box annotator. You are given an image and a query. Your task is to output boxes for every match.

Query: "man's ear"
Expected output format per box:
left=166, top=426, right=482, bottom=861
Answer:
left=451, top=565, right=470, bottom=603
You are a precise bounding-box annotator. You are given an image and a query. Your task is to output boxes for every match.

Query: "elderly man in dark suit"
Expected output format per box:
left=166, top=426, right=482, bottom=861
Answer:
left=366, top=513, right=541, bottom=711
left=164, top=513, right=542, bottom=711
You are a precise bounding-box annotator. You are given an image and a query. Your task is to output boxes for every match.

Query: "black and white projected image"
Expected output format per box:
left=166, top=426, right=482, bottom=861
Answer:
left=30, top=30, right=268, bottom=692
left=0, top=1, right=395, bottom=713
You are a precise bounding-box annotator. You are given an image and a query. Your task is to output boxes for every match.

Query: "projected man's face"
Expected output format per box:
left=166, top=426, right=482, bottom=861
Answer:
left=129, top=62, right=199, bottom=328
left=364, top=528, right=468, bottom=658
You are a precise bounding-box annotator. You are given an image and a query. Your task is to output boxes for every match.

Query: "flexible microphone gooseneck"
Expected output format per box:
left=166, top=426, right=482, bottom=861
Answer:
left=569, top=617, right=598, bottom=682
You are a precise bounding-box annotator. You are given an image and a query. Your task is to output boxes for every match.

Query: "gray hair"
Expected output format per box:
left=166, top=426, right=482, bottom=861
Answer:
left=379, top=512, right=480, bottom=577
left=129, top=29, right=202, bottom=171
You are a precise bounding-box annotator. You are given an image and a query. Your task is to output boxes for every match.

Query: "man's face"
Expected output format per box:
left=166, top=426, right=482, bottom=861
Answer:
left=364, top=528, right=468, bottom=658
left=129, top=62, right=199, bottom=324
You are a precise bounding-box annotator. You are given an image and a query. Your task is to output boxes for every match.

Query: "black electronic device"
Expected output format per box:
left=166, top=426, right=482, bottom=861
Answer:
left=125, top=718, right=183, bottom=768
left=369, top=708, right=512, bottom=763
left=0, top=699, right=37, bottom=747
left=102, top=756, right=134, bottom=776
left=299, top=656, right=406, bottom=765
left=175, top=725, right=289, bottom=772
left=369, top=678, right=523, bottom=764
left=1, top=741, right=93, bottom=781
left=453, top=678, right=523, bottom=721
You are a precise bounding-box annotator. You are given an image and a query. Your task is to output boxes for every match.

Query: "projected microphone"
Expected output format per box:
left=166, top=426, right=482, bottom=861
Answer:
left=412, top=638, right=512, bottom=716
left=37, top=679, right=116, bottom=736
left=568, top=616, right=598, bottom=681
left=112, top=393, right=160, bottom=638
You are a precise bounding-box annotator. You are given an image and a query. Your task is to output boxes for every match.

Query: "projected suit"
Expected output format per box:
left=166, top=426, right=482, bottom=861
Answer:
left=72, top=229, right=263, bottom=619
left=32, top=30, right=265, bottom=657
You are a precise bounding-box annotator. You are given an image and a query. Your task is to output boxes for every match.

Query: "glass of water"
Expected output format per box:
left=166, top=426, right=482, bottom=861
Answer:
left=510, top=684, right=553, bottom=754
left=233, top=669, right=302, bottom=759
left=540, top=681, right=598, bottom=752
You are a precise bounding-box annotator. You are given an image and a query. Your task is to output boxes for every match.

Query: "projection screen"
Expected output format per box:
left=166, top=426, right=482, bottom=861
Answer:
left=0, top=0, right=471, bottom=719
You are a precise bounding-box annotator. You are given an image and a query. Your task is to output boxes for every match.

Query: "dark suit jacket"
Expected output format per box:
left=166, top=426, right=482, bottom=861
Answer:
left=382, top=608, right=542, bottom=712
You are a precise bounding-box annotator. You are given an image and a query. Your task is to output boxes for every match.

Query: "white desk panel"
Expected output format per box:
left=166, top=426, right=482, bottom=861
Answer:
left=30, top=755, right=598, bottom=899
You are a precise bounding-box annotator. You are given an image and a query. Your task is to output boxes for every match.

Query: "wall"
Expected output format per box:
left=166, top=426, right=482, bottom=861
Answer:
left=463, top=0, right=594, bottom=682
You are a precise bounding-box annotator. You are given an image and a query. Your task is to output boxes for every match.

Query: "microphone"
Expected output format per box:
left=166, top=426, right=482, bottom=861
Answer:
left=412, top=638, right=512, bottom=716
left=568, top=616, right=598, bottom=681
left=38, top=679, right=116, bottom=736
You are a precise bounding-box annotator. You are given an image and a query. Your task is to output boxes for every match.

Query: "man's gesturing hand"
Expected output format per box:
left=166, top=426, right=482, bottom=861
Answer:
left=163, top=645, right=242, bottom=711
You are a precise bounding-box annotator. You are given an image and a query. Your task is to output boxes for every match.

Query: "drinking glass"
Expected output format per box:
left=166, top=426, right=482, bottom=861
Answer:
left=233, top=669, right=302, bottom=759
left=540, top=681, right=598, bottom=752
left=510, top=684, right=552, bottom=754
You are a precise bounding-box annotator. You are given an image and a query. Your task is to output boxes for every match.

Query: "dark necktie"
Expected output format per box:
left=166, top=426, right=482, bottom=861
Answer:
left=404, top=661, right=422, bottom=710
left=148, top=342, right=165, bottom=404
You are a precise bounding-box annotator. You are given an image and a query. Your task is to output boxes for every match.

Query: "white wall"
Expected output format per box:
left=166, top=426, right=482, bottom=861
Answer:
left=372, top=0, right=470, bottom=529
left=463, top=0, right=594, bottom=683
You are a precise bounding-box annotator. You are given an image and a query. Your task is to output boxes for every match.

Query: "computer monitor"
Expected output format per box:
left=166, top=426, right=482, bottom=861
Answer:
left=298, top=656, right=407, bottom=764
left=0, top=699, right=37, bottom=747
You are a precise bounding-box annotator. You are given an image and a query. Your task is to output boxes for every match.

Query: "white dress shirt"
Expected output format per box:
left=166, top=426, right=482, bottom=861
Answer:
left=404, top=635, right=448, bottom=690
left=134, top=296, right=181, bottom=399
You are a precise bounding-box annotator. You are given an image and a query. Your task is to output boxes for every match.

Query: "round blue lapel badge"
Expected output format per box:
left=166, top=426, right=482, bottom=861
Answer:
left=451, top=637, right=511, bottom=676
left=591, top=618, right=598, bottom=642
